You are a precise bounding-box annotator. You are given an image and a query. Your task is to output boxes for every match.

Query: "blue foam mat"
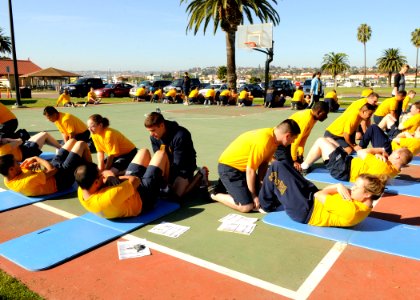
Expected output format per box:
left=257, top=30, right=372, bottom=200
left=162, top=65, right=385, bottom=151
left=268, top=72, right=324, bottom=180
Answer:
left=39, top=152, right=55, bottom=161
left=0, top=184, right=77, bottom=212
left=305, top=168, right=420, bottom=197
left=263, top=211, right=420, bottom=260
left=410, top=156, right=420, bottom=166
left=0, top=200, right=179, bottom=271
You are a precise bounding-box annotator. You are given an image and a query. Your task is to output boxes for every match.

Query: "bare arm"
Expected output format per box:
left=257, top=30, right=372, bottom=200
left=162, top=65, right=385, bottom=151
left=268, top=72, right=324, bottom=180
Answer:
left=314, top=183, right=351, bottom=204
left=21, top=156, right=57, bottom=178
left=246, top=166, right=260, bottom=208
left=104, top=154, right=115, bottom=171
left=1, top=138, right=23, bottom=148
left=97, top=151, right=105, bottom=171
left=356, top=147, right=386, bottom=160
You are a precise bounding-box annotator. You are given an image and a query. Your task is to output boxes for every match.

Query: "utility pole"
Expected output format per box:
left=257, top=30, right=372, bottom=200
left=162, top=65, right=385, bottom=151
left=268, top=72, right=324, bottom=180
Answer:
left=8, top=0, right=22, bottom=107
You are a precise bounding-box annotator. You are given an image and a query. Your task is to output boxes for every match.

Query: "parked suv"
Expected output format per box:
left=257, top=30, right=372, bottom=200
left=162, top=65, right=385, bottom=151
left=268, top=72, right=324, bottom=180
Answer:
left=163, top=78, right=201, bottom=93
left=302, top=79, right=325, bottom=97
left=268, top=79, right=296, bottom=98
left=60, top=78, right=104, bottom=97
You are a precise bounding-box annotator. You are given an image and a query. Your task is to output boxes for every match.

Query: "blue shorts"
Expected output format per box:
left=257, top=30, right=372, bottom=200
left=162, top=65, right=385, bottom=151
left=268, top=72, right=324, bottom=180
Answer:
left=20, top=141, right=42, bottom=160
left=324, top=130, right=355, bottom=149
left=218, top=163, right=253, bottom=205
left=126, top=163, right=162, bottom=212
left=107, top=148, right=137, bottom=172
left=52, top=148, right=82, bottom=191
left=325, top=147, right=353, bottom=181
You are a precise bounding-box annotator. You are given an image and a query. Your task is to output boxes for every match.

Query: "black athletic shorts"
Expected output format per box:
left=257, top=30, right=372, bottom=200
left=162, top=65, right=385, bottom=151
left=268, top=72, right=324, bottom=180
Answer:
left=325, top=147, right=353, bottom=181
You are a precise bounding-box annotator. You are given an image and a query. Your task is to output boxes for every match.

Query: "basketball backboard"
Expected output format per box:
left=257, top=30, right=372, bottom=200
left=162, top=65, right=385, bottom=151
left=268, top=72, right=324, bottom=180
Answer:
left=237, top=23, right=273, bottom=49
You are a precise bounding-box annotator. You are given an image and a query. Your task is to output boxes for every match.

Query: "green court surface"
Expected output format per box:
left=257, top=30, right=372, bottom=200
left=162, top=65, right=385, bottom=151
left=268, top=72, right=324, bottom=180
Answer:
left=3, top=102, right=346, bottom=291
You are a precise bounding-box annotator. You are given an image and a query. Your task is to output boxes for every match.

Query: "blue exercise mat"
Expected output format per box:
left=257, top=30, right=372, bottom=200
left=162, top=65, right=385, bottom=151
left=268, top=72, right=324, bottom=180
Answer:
left=263, top=211, right=420, bottom=261
left=39, top=152, right=55, bottom=161
left=410, top=156, right=420, bottom=166
left=305, top=168, right=420, bottom=197
left=0, top=200, right=179, bottom=271
left=0, top=184, right=77, bottom=212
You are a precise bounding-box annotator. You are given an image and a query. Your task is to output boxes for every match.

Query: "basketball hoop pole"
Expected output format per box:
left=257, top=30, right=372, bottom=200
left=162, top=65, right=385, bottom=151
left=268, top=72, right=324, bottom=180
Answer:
left=251, top=41, right=274, bottom=103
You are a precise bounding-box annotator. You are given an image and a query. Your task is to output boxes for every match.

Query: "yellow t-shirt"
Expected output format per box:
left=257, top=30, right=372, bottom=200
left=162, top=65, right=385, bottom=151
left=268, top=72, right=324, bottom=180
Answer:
left=166, top=89, right=177, bottom=98
left=402, top=95, right=411, bottom=112
left=400, top=114, right=420, bottom=134
left=220, top=90, right=231, bottom=97
left=5, top=170, right=57, bottom=196
left=292, top=90, right=304, bottom=103
left=154, top=89, right=162, bottom=97
left=87, top=91, right=97, bottom=100
left=91, top=127, right=135, bottom=157
left=308, top=194, right=371, bottom=227
left=0, top=143, right=22, bottom=162
left=324, top=91, right=337, bottom=100
left=218, top=128, right=277, bottom=172
left=342, top=98, right=367, bottom=116
left=392, top=138, right=420, bottom=155
left=0, top=102, right=16, bottom=123
left=188, top=89, right=199, bottom=98
left=136, top=87, right=146, bottom=97
left=78, top=180, right=142, bottom=219
left=205, top=89, right=216, bottom=98
left=55, top=112, right=88, bottom=137
left=56, top=94, right=71, bottom=106
left=350, top=153, right=399, bottom=182
left=374, top=97, right=398, bottom=117
left=361, top=89, right=373, bottom=97
left=288, top=110, right=316, bottom=161
left=326, top=109, right=360, bottom=137
left=238, top=90, right=248, bottom=100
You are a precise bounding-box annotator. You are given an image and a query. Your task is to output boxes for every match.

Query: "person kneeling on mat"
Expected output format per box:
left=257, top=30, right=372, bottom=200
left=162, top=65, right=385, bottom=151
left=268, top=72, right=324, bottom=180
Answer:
left=0, top=139, right=91, bottom=197
left=75, top=149, right=169, bottom=219
left=259, top=160, right=386, bottom=227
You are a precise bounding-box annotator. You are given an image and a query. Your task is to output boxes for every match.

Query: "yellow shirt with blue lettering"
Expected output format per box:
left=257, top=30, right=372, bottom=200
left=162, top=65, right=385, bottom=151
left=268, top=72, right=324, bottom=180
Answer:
left=350, top=153, right=399, bottom=182
left=218, top=128, right=277, bottom=172
left=5, top=169, right=57, bottom=196
left=288, top=110, right=316, bottom=161
left=308, top=194, right=371, bottom=227
left=78, top=180, right=142, bottom=219
left=91, top=128, right=135, bottom=157
left=55, top=112, right=88, bottom=137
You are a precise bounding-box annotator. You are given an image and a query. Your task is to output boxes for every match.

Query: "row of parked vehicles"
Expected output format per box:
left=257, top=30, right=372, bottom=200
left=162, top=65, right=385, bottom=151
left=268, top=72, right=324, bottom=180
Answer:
left=59, top=77, right=298, bottom=102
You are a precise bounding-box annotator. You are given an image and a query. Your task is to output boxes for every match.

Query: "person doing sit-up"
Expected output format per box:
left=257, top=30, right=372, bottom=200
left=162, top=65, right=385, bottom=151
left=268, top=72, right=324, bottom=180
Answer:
left=300, top=137, right=413, bottom=182
left=75, top=149, right=169, bottom=219
left=259, top=160, right=386, bottom=227
left=0, top=139, right=91, bottom=196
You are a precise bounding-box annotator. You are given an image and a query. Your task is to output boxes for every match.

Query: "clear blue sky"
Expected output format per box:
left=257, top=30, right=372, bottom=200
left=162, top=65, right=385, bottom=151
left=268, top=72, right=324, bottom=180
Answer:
left=0, top=0, right=419, bottom=72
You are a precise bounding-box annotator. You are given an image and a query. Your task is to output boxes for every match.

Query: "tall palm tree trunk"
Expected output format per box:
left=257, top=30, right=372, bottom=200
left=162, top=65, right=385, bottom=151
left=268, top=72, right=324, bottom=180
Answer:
left=415, top=47, right=419, bottom=88
left=388, top=72, right=392, bottom=87
left=226, top=31, right=237, bottom=89
left=363, top=43, right=367, bottom=86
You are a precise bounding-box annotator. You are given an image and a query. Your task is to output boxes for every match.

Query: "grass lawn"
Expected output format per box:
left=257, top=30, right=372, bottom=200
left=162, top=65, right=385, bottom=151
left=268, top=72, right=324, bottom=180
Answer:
left=0, top=270, right=43, bottom=300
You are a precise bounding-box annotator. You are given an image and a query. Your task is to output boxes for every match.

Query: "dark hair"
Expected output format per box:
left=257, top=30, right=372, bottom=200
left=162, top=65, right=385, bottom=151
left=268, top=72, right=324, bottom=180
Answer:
left=397, top=90, right=407, bottom=97
left=144, top=112, right=165, bottom=128
left=43, top=106, right=59, bottom=116
left=277, top=119, right=301, bottom=136
left=414, top=101, right=420, bottom=110
left=298, top=86, right=303, bottom=90
left=0, top=154, right=15, bottom=176
left=312, top=101, right=329, bottom=114
left=360, top=103, right=376, bottom=112
left=368, top=92, right=379, bottom=99
left=74, top=163, right=99, bottom=190
left=89, top=114, right=110, bottom=128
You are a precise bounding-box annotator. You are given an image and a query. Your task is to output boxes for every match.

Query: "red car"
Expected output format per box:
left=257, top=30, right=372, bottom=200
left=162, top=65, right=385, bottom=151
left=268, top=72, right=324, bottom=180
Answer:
left=94, top=83, right=133, bottom=98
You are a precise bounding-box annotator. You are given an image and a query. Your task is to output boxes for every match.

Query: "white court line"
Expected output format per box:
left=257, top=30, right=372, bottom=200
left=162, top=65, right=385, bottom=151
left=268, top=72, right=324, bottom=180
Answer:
left=30, top=202, right=345, bottom=299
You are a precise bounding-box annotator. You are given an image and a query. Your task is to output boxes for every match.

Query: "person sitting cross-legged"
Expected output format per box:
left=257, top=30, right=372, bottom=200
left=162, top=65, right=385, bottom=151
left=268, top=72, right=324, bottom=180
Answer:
left=258, top=160, right=387, bottom=227
left=0, top=139, right=91, bottom=196
left=300, top=137, right=413, bottom=182
left=75, top=149, right=169, bottom=219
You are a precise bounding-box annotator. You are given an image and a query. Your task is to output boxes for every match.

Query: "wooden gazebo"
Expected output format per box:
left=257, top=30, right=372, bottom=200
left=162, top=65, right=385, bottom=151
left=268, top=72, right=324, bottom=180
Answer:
left=20, top=67, right=81, bottom=90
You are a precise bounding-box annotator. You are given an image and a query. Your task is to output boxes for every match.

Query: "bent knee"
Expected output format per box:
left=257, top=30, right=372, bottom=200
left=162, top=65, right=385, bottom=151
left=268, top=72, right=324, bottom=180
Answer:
left=237, top=203, right=254, bottom=213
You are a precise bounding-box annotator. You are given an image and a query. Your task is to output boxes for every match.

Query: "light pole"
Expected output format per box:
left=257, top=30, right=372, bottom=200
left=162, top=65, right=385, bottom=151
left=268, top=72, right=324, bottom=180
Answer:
left=8, top=0, right=22, bottom=107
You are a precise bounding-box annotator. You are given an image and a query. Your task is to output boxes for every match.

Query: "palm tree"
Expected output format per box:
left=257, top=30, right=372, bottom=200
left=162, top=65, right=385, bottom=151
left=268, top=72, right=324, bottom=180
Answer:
left=357, top=24, right=372, bottom=86
left=217, top=65, right=227, bottom=81
left=180, top=0, right=280, bottom=89
left=376, top=48, right=407, bottom=87
left=0, top=27, right=12, bottom=57
left=411, top=28, right=420, bottom=88
left=320, top=52, right=350, bottom=88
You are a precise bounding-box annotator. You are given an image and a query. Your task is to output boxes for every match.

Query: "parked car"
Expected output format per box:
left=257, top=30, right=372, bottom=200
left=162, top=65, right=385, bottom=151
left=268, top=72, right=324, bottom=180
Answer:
left=197, top=83, right=228, bottom=103
left=239, top=83, right=264, bottom=98
left=60, top=77, right=104, bottom=97
left=302, top=79, right=325, bottom=97
left=129, top=80, right=172, bottom=98
left=94, top=83, right=133, bottom=98
left=163, top=78, right=201, bottom=93
left=268, top=79, right=296, bottom=98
